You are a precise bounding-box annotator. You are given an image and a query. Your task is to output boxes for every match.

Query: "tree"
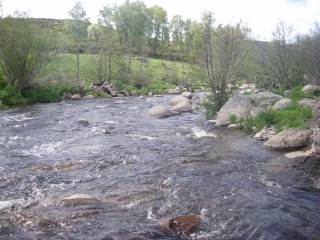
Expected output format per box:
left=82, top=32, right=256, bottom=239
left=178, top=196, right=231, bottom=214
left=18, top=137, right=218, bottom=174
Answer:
left=256, top=20, right=305, bottom=89
left=196, top=11, right=254, bottom=109
left=65, top=1, right=90, bottom=83
left=302, top=22, right=320, bottom=85
left=0, top=11, right=59, bottom=90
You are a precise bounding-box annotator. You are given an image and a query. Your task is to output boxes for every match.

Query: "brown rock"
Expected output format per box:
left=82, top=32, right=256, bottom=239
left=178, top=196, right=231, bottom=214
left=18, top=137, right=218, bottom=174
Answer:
left=158, top=214, right=200, bottom=233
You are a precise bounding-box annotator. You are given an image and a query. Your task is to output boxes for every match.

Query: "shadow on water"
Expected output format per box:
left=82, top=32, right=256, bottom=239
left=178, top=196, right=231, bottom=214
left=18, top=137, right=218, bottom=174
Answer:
left=0, top=95, right=320, bottom=239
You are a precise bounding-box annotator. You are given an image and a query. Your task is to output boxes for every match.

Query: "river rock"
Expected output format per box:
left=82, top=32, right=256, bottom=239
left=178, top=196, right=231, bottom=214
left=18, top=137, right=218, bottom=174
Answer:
left=105, top=83, right=118, bottom=97
left=254, top=125, right=276, bottom=141
left=285, top=149, right=314, bottom=159
left=147, top=106, right=177, bottom=118
left=62, top=194, right=99, bottom=207
left=158, top=214, right=200, bottom=233
left=263, top=128, right=312, bottom=150
left=216, top=96, right=254, bottom=126
left=181, top=91, right=194, bottom=99
left=250, top=107, right=264, bottom=117
left=192, top=94, right=200, bottom=99
left=70, top=94, right=82, bottom=100
left=75, top=119, right=89, bottom=126
left=171, top=100, right=193, bottom=113
left=83, top=95, right=95, bottom=99
left=251, top=91, right=283, bottom=107
left=283, top=90, right=292, bottom=96
left=301, top=84, right=317, bottom=92
left=168, top=89, right=181, bottom=94
left=114, top=100, right=127, bottom=104
left=298, top=99, right=314, bottom=107
left=313, top=133, right=320, bottom=155
left=227, top=124, right=240, bottom=129
left=272, top=98, right=292, bottom=110
left=169, top=96, right=190, bottom=106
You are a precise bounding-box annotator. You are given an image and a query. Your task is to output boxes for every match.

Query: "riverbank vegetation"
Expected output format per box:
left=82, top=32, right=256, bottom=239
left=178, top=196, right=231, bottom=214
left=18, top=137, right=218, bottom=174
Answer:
left=0, top=1, right=320, bottom=133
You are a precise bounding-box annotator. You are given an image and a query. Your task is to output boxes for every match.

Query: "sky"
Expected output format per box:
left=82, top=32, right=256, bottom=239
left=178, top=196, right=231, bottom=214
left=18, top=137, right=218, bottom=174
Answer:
left=2, top=0, right=320, bottom=41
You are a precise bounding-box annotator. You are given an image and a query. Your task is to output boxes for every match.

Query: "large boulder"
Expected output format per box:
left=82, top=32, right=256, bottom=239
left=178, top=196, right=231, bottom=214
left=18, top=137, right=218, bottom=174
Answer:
left=147, top=106, right=178, bottom=118
left=263, top=128, right=312, bottom=150
left=169, top=96, right=190, bottom=106
left=272, top=98, right=292, bottom=110
left=216, top=96, right=254, bottom=126
left=251, top=91, right=283, bottom=107
left=171, top=100, right=193, bottom=113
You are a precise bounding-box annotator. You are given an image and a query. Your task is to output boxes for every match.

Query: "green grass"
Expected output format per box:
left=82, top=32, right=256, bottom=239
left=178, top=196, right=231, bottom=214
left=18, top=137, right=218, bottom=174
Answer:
left=240, top=102, right=313, bottom=133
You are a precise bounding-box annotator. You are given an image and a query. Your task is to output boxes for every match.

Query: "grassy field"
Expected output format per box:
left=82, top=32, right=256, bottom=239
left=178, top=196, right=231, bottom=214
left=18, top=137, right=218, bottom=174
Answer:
left=38, top=53, right=198, bottom=95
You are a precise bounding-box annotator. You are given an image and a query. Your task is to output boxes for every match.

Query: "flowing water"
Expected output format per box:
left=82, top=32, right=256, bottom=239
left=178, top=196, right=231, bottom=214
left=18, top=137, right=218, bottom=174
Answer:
left=0, top=95, right=319, bottom=240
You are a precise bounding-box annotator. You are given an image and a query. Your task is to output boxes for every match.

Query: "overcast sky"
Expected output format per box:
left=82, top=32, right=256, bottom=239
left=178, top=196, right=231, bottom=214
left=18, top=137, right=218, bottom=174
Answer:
left=3, top=0, right=320, bottom=40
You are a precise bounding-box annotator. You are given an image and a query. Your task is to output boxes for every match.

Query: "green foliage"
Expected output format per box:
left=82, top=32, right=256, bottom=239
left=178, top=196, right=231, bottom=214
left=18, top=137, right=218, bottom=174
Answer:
left=0, top=85, right=26, bottom=105
left=229, top=114, right=237, bottom=124
left=21, top=85, right=62, bottom=103
left=240, top=102, right=312, bottom=133
left=200, top=94, right=221, bottom=119
left=0, top=12, right=59, bottom=90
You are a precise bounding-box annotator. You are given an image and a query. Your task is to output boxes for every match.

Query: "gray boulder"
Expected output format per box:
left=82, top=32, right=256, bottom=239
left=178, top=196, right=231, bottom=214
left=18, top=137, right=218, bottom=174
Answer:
left=272, top=98, right=292, bottom=110
left=181, top=91, right=194, bottom=99
left=216, top=96, right=254, bottom=126
left=301, top=85, right=317, bottom=92
left=283, top=90, right=292, bottom=96
left=171, top=100, right=193, bottom=113
left=252, top=91, right=283, bottom=107
left=169, top=96, right=190, bottom=105
left=147, top=106, right=177, bottom=118
left=298, top=99, right=314, bottom=107
left=70, top=94, right=82, bottom=100
left=263, top=128, right=312, bottom=150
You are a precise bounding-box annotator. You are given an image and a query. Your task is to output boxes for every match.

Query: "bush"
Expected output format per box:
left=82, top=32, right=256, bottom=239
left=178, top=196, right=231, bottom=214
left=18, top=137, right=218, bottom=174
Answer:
left=0, top=85, right=26, bottom=105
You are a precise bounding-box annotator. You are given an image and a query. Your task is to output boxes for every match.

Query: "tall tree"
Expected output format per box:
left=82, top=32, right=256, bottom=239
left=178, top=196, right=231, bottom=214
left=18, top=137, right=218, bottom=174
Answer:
left=65, top=1, right=90, bottom=83
left=0, top=11, right=59, bottom=90
left=196, top=11, right=253, bottom=108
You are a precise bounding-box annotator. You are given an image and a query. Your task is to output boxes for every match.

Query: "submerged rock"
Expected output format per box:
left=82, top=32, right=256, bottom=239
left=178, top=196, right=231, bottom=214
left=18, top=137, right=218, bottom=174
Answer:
left=75, top=119, right=89, bottom=126
left=114, top=100, right=127, bottom=104
left=158, top=214, right=200, bottom=233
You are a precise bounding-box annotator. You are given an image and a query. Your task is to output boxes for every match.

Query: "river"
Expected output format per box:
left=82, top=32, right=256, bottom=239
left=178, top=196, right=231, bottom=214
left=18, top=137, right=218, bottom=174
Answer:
left=0, top=94, right=319, bottom=239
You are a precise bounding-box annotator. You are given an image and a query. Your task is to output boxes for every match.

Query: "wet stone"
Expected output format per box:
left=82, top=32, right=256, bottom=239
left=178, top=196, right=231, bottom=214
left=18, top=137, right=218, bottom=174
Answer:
left=158, top=214, right=200, bottom=233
